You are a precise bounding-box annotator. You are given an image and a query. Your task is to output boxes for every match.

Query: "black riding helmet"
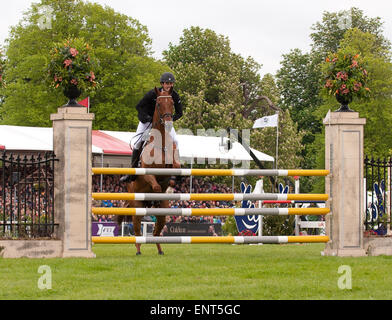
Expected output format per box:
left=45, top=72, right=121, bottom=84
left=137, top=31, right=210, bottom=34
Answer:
left=160, top=72, right=175, bottom=83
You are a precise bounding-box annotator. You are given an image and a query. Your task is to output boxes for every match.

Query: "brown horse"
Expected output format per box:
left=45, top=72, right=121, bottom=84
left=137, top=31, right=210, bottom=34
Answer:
left=119, top=87, right=180, bottom=255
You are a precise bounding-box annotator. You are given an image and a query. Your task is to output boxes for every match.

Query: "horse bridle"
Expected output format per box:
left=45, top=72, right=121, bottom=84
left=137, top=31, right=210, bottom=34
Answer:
left=155, top=95, right=174, bottom=124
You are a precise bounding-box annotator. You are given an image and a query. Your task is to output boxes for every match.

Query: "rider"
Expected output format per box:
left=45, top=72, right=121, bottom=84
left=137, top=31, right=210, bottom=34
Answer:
left=120, top=72, right=183, bottom=183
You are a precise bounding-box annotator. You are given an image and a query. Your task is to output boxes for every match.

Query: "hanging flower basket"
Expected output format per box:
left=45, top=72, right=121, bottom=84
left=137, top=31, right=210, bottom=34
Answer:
left=322, top=50, right=370, bottom=112
left=47, top=38, right=99, bottom=107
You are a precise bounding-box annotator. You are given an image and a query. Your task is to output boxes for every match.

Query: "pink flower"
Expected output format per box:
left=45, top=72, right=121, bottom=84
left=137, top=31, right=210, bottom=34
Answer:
left=63, top=59, right=72, bottom=68
left=325, top=80, right=333, bottom=88
left=89, top=71, right=95, bottom=81
left=336, top=71, right=348, bottom=81
left=70, top=79, right=78, bottom=85
left=70, top=48, right=78, bottom=57
left=351, top=60, right=358, bottom=68
left=353, top=82, right=362, bottom=91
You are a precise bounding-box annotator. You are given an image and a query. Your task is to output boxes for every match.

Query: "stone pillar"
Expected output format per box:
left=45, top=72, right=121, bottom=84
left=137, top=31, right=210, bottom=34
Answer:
left=51, top=107, right=95, bottom=258
left=323, top=110, right=367, bottom=257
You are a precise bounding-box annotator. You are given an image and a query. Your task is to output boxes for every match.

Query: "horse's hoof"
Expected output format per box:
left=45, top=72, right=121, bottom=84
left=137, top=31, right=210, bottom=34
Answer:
left=136, top=252, right=142, bottom=256
left=158, top=251, right=164, bottom=255
left=153, top=185, right=162, bottom=192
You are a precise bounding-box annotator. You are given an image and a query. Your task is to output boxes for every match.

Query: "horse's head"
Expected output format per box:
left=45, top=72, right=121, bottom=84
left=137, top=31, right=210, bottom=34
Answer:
left=154, top=87, right=174, bottom=132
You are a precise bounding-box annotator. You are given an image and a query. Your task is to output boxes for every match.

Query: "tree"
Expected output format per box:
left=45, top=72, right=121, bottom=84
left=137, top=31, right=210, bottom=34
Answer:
left=163, top=26, right=304, bottom=188
left=276, top=49, right=323, bottom=142
left=276, top=7, right=392, bottom=192
left=1, top=0, right=168, bottom=130
left=310, top=7, right=391, bottom=56
left=315, top=29, right=392, bottom=159
left=0, top=48, right=5, bottom=118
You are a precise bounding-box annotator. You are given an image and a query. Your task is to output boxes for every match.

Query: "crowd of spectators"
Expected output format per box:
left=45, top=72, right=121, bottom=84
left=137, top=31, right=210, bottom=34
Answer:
left=92, top=175, right=237, bottom=225
left=0, top=168, right=54, bottom=237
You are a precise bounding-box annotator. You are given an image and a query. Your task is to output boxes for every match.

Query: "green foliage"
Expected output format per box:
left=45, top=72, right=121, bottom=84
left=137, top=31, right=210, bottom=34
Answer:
left=0, top=48, right=5, bottom=87
left=316, top=29, right=392, bottom=159
left=164, top=27, right=304, bottom=177
left=1, top=0, right=167, bottom=130
left=310, top=7, right=391, bottom=55
left=221, top=215, right=238, bottom=236
left=278, top=7, right=392, bottom=193
left=163, top=26, right=256, bottom=132
left=276, top=49, right=323, bottom=177
left=262, top=215, right=295, bottom=236
left=47, top=37, right=99, bottom=93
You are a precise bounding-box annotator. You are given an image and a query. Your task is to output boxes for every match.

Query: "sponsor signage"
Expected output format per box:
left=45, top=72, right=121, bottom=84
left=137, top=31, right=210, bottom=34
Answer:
left=162, top=223, right=222, bottom=236
left=92, top=222, right=119, bottom=237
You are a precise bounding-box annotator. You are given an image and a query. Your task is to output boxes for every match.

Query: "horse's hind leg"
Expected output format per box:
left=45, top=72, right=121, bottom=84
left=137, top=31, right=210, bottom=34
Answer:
left=131, top=200, right=144, bottom=255
left=153, top=200, right=169, bottom=255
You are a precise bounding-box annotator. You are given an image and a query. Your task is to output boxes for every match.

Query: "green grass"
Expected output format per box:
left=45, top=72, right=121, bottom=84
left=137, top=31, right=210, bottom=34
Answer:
left=1, top=243, right=392, bottom=300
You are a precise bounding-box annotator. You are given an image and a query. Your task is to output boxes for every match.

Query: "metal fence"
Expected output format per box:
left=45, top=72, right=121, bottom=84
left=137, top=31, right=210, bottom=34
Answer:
left=0, top=151, right=58, bottom=239
left=364, top=156, right=391, bottom=235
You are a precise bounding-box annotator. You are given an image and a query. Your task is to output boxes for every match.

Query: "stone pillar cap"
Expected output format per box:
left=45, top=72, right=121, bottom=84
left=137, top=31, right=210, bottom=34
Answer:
left=50, top=107, right=95, bottom=121
left=323, top=110, right=366, bottom=125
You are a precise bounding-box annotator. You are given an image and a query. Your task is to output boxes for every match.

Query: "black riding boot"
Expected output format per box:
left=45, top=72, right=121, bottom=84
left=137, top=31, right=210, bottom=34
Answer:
left=120, top=148, right=142, bottom=183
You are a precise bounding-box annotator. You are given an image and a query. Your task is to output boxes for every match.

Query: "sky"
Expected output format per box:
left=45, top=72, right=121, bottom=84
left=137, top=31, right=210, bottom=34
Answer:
left=1, top=0, right=392, bottom=76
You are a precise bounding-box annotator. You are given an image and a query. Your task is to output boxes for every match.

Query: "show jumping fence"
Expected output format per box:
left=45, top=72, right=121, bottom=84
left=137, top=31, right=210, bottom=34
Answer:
left=91, top=168, right=330, bottom=244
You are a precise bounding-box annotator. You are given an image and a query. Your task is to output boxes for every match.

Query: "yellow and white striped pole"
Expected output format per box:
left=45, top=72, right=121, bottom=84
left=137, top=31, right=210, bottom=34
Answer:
left=92, top=192, right=329, bottom=202
left=92, top=168, right=329, bottom=177
left=92, top=235, right=330, bottom=244
left=92, top=207, right=330, bottom=216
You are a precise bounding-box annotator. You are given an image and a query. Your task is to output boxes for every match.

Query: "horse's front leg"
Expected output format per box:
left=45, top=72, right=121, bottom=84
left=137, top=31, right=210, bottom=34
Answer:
left=143, top=174, right=162, bottom=193
left=153, top=200, right=169, bottom=255
left=172, top=145, right=181, bottom=169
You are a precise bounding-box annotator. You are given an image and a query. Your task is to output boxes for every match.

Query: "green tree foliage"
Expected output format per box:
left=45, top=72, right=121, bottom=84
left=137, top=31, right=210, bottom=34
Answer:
left=276, top=49, right=323, bottom=143
left=310, top=7, right=391, bottom=56
left=277, top=7, right=392, bottom=192
left=1, top=0, right=168, bottom=130
left=315, top=29, right=392, bottom=160
left=163, top=26, right=303, bottom=174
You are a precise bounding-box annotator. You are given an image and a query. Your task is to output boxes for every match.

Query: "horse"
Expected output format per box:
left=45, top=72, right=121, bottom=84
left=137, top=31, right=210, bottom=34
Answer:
left=118, top=87, right=180, bottom=255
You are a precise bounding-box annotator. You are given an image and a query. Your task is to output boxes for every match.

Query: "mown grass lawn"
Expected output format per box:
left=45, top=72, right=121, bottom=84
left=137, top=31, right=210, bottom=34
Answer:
left=1, top=243, right=392, bottom=300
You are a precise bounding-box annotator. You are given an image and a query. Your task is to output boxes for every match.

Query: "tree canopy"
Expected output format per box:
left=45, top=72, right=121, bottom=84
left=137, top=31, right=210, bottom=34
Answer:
left=163, top=26, right=303, bottom=172
left=1, top=0, right=169, bottom=130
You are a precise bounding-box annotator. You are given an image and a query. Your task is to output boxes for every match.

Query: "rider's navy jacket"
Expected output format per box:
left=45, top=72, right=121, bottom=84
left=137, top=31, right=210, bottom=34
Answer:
left=136, top=87, right=183, bottom=123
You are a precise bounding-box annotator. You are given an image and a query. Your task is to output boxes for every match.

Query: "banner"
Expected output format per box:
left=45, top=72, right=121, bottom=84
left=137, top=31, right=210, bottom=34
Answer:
left=252, top=114, right=278, bottom=129
left=162, top=223, right=222, bottom=236
left=92, top=222, right=119, bottom=237
left=234, top=182, right=260, bottom=235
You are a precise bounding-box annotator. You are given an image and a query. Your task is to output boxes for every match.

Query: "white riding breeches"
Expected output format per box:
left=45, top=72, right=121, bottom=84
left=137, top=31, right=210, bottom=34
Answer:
left=130, top=121, right=179, bottom=150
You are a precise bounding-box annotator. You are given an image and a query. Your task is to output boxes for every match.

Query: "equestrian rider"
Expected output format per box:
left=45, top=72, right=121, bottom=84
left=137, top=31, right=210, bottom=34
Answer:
left=120, top=72, right=183, bottom=183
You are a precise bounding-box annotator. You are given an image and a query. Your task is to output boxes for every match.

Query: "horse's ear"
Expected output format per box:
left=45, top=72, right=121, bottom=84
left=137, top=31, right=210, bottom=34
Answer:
left=154, top=87, right=160, bottom=96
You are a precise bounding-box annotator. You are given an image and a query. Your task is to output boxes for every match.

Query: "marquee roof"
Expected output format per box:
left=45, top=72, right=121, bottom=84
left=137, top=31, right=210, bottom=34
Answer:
left=0, top=125, right=274, bottom=162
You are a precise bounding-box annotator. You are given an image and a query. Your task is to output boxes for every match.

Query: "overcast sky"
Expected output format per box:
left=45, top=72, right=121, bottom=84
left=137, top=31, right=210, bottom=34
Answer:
left=1, top=0, right=392, bottom=76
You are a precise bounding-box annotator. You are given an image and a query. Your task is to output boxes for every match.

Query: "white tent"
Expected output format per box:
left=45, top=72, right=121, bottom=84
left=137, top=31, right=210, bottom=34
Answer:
left=0, top=125, right=274, bottom=163
left=102, top=130, right=274, bottom=163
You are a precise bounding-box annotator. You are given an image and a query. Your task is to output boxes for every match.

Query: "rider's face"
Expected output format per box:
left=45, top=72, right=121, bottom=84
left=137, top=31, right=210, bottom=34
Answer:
left=162, top=82, right=174, bottom=92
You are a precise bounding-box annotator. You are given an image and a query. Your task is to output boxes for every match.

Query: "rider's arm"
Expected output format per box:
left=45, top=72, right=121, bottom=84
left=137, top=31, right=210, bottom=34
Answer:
left=136, top=90, right=155, bottom=123
left=172, top=91, right=183, bottom=121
